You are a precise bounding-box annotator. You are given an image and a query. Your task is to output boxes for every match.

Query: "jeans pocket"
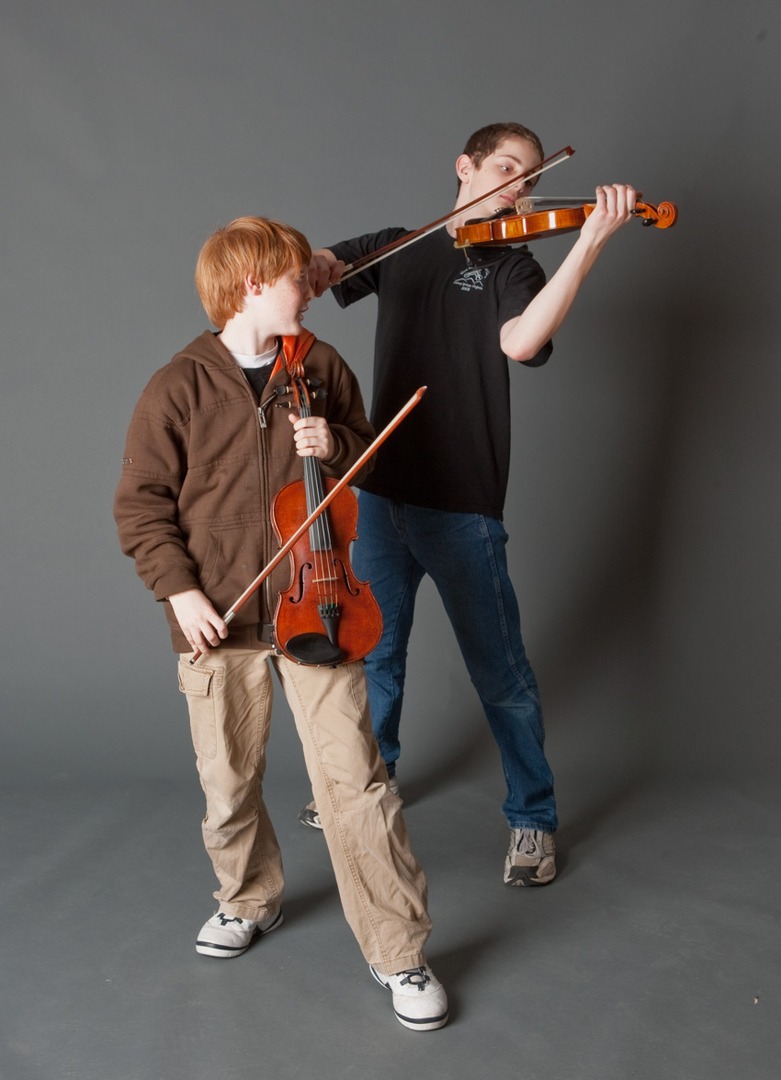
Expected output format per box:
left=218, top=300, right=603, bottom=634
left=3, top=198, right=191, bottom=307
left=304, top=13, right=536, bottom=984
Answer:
left=177, top=660, right=222, bottom=760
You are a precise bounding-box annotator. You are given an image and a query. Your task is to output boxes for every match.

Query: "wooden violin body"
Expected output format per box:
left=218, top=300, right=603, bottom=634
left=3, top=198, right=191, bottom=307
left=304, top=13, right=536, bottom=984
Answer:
left=454, top=198, right=678, bottom=249
left=271, top=374, right=382, bottom=666
left=272, top=475, right=382, bottom=666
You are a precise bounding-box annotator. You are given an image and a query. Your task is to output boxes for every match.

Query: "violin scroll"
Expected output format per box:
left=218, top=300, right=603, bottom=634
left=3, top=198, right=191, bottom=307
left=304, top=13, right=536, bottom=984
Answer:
left=632, top=200, right=678, bottom=229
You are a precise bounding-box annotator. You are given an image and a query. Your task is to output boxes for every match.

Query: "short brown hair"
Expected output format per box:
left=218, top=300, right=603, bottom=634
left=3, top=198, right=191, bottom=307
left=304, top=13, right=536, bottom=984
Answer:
left=461, top=122, right=544, bottom=173
left=195, top=216, right=311, bottom=329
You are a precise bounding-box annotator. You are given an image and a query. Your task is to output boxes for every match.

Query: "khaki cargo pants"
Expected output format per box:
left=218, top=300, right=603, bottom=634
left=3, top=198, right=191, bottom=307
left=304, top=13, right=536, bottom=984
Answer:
left=178, top=647, right=431, bottom=975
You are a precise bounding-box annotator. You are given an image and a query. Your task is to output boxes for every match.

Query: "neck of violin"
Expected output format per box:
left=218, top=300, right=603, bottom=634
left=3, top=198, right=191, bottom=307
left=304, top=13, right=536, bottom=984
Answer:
left=295, top=390, right=332, bottom=552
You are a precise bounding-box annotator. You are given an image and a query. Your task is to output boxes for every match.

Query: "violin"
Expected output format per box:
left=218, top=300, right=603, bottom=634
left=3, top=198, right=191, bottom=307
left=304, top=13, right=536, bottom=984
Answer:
left=454, top=197, right=678, bottom=249
left=271, top=366, right=383, bottom=666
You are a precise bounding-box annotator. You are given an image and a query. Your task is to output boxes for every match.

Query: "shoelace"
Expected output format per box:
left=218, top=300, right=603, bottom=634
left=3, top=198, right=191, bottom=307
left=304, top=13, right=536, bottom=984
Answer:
left=514, top=829, right=540, bottom=856
left=216, top=914, right=245, bottom=926
left=397, top=967, right=431, bottom=992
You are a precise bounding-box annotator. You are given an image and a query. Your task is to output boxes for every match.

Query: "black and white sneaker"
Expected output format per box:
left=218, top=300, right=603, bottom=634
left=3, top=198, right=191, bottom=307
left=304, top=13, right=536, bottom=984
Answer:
left=370, top=964, right=449, bottom=1031
left=297, top=801, right=323, bottom=830
left=195, top=909, right=283, bottom=958
left=299, top=775, right=401, bottom=831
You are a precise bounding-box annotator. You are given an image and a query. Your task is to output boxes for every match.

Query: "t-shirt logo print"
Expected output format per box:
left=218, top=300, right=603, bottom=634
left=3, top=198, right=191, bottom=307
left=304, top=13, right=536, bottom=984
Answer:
left=453, top=265, right=491, bottom=292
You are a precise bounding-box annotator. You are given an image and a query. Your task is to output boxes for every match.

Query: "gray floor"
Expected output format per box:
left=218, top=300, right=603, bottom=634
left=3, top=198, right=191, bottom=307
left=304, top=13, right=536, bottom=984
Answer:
left=2, top=758, right=778, bottom=1080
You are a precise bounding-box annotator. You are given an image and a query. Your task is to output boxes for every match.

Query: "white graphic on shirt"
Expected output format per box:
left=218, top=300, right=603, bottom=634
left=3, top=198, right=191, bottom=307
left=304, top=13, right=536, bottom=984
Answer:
left=453, top=265, right=491, bottom=292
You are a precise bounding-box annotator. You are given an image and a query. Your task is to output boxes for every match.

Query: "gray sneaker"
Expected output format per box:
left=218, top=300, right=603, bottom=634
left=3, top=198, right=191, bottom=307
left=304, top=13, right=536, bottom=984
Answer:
left=503, top=827, right=556, bottom=886
left=195, top=909, right=283, bottom=957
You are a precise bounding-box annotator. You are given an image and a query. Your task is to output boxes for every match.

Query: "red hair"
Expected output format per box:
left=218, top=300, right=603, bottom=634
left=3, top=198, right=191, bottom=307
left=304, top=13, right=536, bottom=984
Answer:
left=195, top=216, right=311, bottom=328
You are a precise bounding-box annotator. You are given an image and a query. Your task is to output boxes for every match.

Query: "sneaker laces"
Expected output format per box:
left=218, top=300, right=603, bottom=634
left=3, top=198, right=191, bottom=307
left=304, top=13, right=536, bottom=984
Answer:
left=513, top=828, right=541, bottom=856
left=397, top=967, right=431, bottom=991
left=215, top=914, right=245, bottom=926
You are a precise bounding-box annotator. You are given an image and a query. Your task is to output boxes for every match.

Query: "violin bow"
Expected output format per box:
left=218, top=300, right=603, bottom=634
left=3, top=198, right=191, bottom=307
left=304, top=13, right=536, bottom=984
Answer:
left=188, top=386, right=427, bottom=665
left=338, top=145, right=575, bottom=282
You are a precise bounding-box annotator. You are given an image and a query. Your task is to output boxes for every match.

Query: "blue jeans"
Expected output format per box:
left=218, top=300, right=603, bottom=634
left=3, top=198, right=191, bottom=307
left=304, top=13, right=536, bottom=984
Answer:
left=353, top=492, right=557, bottom=832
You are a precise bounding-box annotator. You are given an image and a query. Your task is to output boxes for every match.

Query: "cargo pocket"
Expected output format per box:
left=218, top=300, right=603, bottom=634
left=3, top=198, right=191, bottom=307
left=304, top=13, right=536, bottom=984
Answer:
left=177, top=660, right=222, bottom=760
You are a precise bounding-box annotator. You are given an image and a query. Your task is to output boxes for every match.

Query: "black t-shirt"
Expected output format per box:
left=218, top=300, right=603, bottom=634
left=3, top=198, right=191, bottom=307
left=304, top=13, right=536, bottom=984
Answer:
left=330, top=228, right=551, bottom=518
left=242, top=364, right=275, bottom=401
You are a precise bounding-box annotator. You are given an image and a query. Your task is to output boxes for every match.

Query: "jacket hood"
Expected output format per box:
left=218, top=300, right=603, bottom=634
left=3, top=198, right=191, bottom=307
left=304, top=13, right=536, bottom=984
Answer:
left=174, top=329, right=317, bottom=380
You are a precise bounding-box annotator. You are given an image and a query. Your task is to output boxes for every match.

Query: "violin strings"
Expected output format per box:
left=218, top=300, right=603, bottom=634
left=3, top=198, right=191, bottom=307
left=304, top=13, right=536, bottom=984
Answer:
left=303, top=448, right=332, bottom=607
left=297, top=377, right=338, bottom=615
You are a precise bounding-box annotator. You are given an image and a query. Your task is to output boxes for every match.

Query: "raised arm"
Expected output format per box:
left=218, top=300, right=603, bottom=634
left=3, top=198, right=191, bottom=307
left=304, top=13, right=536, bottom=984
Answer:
left=500, top=184, right=636, bottom=362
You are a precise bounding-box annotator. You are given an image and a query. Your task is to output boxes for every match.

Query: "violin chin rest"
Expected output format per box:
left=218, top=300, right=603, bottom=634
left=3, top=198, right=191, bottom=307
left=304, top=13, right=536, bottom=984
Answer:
left=284, top=633, right=346, bottom=667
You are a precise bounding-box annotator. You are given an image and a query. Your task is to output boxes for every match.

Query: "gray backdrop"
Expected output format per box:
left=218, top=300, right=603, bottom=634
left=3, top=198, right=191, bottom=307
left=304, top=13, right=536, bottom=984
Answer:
left=2, top=0, right=779, bottom=795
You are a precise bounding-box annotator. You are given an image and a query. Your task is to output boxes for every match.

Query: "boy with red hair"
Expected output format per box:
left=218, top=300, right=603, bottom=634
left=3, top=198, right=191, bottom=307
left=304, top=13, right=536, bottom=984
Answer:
left=114, top=216, right=448, bottom=1032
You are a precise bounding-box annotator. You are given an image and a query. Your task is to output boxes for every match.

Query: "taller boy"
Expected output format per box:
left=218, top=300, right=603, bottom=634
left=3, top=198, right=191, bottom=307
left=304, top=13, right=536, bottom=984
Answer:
left=114, top=217, right=447, bottom=1032
left=306, top=123, right=637, bottom=886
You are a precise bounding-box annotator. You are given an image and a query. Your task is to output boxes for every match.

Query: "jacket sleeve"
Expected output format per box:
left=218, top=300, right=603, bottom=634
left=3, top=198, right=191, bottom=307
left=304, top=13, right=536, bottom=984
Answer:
left=329, top=228, right=408, bottom=308
left=113, top=378, right=201, bottom=601
left=317, top=348, right=376, bottom=484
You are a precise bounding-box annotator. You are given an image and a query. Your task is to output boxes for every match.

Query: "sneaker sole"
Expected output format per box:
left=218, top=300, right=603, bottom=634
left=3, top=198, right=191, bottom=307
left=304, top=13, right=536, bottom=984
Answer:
left=393, top=1009, right=450, bottom=1032
left=369, top=967, right=449, bottom=1031
left=195, top=910, right=283, bottom=958
left=503, top=864, right=556, bottom=887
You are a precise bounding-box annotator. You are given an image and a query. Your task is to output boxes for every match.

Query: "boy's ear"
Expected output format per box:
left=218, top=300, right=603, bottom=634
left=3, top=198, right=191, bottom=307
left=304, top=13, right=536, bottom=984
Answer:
left=455, top=153, right=474, bottom=185
left=245, top=273, right=263, bottom=296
